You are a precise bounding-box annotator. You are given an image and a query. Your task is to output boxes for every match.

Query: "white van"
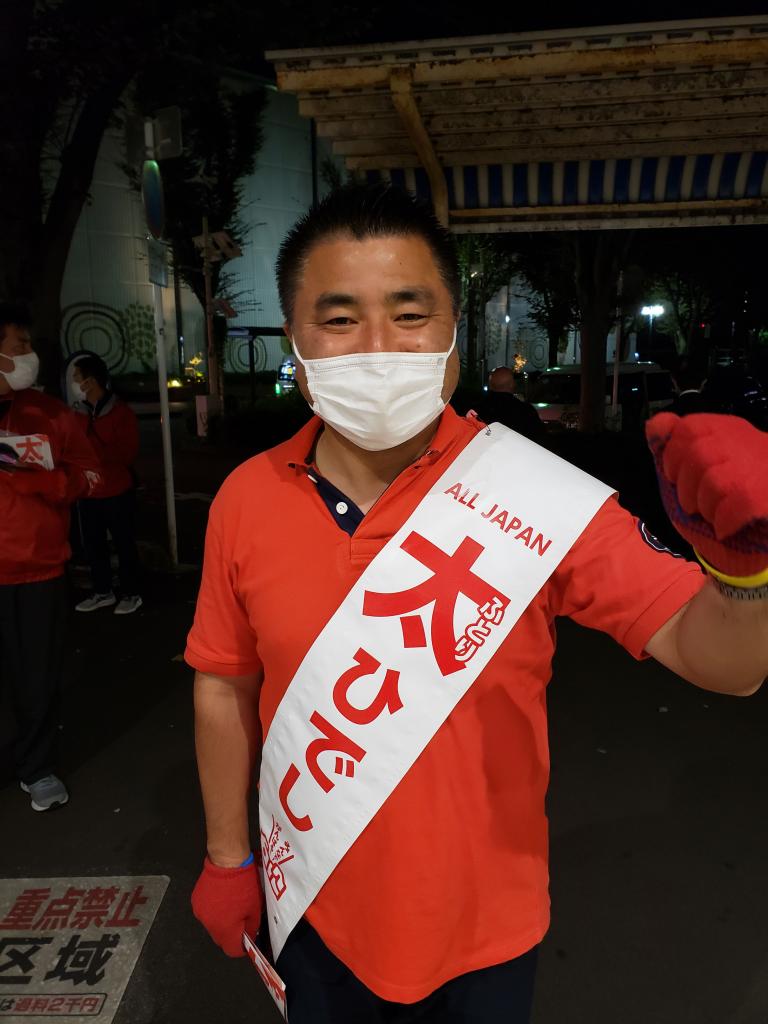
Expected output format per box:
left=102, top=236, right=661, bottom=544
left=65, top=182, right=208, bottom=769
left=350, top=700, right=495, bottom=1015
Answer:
left=529, top=362, right=674, bottom=430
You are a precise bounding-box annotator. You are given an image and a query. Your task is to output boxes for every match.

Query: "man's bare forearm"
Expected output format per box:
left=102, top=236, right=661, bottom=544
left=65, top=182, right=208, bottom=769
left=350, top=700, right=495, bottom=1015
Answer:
left=194, top=670, right=262, bottom=867
left=656, top=581, right=768, bottom=696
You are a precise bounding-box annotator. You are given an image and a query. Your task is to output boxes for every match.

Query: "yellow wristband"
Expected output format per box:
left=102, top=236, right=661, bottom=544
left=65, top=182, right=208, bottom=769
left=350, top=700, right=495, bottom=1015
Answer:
left=694, top=550, right=768, bottom=589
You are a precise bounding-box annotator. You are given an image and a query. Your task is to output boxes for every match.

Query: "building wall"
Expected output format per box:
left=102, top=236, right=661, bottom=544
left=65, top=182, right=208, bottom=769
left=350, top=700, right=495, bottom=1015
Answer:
left=60, top=90, right=324, bottom=378
left=483, top=278, right=550, bottom=374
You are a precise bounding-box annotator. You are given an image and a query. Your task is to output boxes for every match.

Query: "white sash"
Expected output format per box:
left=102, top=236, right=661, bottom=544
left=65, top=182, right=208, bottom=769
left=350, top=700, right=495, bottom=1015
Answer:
left=259, top=422, right=613, bottom=959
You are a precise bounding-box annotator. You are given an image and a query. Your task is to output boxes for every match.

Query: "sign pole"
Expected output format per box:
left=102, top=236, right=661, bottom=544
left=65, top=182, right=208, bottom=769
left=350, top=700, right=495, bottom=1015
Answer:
left=611, top=270, right=624, bottom=418
left=143, top=118, right=178, bottom=567
left=152, top=282, right=178, bottom=567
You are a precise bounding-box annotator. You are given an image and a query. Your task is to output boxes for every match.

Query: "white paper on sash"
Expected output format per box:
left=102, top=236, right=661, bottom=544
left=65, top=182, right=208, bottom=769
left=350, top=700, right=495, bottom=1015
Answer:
left=0, top=432, right=54, bottom=469
left=259, top=422, right=613, bottom=959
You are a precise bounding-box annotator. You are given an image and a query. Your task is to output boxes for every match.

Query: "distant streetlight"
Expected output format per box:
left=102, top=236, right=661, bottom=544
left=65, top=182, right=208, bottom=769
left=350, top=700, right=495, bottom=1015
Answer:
left=641, top=303, right=664, bottom=345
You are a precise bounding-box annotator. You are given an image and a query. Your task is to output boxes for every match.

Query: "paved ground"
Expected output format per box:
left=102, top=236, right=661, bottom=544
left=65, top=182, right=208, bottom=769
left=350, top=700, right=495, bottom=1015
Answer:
left=1, top=414, right=767, bottom=1022
left=2, top=573, right=766, bottom=1023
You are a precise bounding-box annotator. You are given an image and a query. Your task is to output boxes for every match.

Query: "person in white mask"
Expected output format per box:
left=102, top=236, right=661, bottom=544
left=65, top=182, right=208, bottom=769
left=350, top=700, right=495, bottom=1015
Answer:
left=0, top=303, right=101, bottom=811
left=186, top=185, right=765, bottom=1024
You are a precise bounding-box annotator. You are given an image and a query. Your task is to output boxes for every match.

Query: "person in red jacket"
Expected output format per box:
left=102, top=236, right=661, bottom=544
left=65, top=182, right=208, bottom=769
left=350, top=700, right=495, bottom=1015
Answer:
left=0, top=303, right=101, bottom=811
left=71, top=354, right=142, bottom=615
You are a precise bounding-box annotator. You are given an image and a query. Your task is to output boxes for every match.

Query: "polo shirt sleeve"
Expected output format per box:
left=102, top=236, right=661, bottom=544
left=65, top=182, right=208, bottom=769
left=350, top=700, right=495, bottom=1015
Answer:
left=185, top=507, right=263, bottom=678
left=550, top=495, right=707, bottom=659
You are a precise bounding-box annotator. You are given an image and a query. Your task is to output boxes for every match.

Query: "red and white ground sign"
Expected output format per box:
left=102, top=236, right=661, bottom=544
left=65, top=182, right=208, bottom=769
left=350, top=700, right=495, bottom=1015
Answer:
left=0, top=876, right=168, bottom=1022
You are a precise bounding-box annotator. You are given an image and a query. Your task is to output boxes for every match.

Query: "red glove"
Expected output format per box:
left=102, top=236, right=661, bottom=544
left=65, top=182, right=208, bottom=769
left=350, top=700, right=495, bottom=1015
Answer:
left=191, top=857, right=263, bottom=957
left=646, top=412, right=768, bottom=579
left=7, top=467, right=68, bottom=502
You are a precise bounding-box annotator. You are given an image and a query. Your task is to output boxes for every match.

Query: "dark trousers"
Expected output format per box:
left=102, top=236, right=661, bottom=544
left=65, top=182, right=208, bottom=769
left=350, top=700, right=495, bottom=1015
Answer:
left=0, top=575, right=68, bottom=784
left=78, top=490, right=140, bottom=595
left=276, top=919, right=539, bottom=1024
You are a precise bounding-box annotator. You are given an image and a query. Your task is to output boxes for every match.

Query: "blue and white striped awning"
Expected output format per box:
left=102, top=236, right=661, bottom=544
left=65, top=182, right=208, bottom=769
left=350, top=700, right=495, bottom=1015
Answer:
left=271, top=18, right=768, bottom=230
left=368, top=152, right=768, bottom=210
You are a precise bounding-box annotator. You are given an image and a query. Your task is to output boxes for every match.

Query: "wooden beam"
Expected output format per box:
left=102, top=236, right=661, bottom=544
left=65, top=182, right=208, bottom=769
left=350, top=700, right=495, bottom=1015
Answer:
left=452, top=209, right=768, bottom=232
left=298, top=67, right=768, bottom=119
left=345, top=134, right=768, bottom=168
left=333, top=113, right=768, bottom=158
left=276, top=37, right=768, bottom=93
left=315, top=92, right=768, bottom=141
left=388, top=67, right=448, bottom=225
left=449, top=198, right=768, bottom=219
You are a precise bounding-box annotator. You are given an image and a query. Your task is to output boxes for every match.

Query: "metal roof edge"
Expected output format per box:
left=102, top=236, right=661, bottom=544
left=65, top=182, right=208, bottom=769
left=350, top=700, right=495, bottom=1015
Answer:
left=266, top=14, right=768, bottom=63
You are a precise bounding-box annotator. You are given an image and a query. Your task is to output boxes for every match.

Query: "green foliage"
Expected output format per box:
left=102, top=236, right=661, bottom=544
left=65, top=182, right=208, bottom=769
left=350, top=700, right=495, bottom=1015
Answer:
left=117, top=303, right=156, bottom=372
left=455, top=235, right=515, bottom=380
left=508, top=234, right=579, bottom=365
left=125, top=62, right=268, bottom=312
left=456, top=235, right=514, bottom=312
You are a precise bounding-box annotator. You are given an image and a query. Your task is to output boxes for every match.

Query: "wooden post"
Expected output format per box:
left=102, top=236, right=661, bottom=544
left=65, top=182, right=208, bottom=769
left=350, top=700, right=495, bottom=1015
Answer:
left=389, top=68, right=448, bottom=226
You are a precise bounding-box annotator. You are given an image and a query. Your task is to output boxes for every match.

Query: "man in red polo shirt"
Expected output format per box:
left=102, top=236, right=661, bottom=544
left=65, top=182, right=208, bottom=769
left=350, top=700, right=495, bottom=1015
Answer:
left=186, top=185, right=767, bottom=1023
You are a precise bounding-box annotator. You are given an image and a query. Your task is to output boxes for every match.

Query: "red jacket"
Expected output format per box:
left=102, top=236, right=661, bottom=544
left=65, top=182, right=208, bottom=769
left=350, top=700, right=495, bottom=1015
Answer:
left=0, top=389, right=101, bottom=584
left=74, top=396, right=139, bottom=498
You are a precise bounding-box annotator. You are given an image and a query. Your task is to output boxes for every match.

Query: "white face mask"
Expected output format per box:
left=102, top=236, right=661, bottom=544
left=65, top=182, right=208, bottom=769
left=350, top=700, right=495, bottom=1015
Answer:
left=292, top=328, right=457, bottom=452
left=0, top=351, right=39, bottom=391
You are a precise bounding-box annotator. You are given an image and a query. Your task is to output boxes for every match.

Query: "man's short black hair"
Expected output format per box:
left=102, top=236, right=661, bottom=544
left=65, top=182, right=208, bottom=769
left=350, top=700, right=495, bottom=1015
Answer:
left=276, top=182, right=460, bottom=322
left=74, top=354, right=110, bottom=389
left=0, top=302, right=32, bottom=343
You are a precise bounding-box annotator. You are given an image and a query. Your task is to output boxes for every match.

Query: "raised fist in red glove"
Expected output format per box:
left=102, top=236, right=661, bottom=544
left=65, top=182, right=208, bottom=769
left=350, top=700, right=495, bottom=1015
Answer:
left=191, top=857, right=263, bottom=957
left=646, top=412, right=768, bottom=579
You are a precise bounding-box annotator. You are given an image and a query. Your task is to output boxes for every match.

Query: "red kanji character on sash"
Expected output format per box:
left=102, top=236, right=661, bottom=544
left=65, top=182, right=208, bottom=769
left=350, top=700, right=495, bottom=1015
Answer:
left=278, top=712, right=367, bottom=833
left=305, top=711, right=366, bottom=793
left=15, top=437, right=44, bottom=464
left=279, top=763, right=313, bottom=832
left=332, top=648, right=403, bottom=725
left=363, top=532, right=510, bottom=676
left=260, top=817, right=295, bottom=900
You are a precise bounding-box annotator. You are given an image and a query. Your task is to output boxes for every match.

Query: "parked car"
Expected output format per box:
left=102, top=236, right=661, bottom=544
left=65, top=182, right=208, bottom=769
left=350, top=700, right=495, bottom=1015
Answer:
left=529, top=362, right=674, bottom=431
left=701, top=365, right=768, bottom=430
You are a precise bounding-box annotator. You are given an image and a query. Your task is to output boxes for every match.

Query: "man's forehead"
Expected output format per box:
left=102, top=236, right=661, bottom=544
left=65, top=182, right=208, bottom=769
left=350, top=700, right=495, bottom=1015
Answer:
left=300, top=234, right=445, bottom=298
left=305, top=233, right=438, bottom=272
left=0, top=325, right=31, bottom=351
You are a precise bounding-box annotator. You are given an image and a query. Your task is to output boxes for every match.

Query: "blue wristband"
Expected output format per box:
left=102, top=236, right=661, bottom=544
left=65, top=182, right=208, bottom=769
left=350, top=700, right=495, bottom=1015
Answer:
left=239, top=852, right=255, bottom=868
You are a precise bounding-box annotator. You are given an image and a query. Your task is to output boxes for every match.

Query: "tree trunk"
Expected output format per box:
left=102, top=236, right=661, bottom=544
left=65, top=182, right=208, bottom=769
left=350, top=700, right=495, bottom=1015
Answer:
left=574, top=232, right=633, bottom=432
left=547, top=329, right=560, bottom=368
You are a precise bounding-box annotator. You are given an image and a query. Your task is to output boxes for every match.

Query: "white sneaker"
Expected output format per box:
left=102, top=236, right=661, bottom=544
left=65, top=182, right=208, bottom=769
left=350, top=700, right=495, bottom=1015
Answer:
left=114, top=595, right=143, bottom=615
left=21, top=775, right=69, bottom=812
left=75, top=592, right=116, bottom=612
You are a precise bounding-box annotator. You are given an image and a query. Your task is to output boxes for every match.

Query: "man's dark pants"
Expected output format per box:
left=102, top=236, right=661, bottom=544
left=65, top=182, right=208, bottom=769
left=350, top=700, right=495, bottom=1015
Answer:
left=277, top=918, right=539, bottom=1023
left=78, top=489, right=140, bottom=595
left=0, top=575, right=67, bottom=784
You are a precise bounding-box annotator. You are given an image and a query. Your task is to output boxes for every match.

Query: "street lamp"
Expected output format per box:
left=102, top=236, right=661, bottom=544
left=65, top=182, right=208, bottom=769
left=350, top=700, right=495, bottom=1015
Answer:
left=641, top=304, right=664, bottom=345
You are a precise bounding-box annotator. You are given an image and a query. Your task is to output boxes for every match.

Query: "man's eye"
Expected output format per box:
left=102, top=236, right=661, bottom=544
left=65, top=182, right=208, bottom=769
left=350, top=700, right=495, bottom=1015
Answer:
left=397, top=313, right=427, bottom=321
left=325, top=317, right=354, bottom=326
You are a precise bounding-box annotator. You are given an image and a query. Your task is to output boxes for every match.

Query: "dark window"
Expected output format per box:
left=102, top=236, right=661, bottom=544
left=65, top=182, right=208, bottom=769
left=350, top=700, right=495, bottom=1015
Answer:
left=529, top=375, right=580, bottom=404
left=646, top=372, right=674, bottom=401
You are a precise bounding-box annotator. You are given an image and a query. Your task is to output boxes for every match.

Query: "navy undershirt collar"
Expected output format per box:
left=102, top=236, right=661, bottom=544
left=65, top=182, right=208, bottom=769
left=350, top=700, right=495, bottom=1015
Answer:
left=306, top=467, right=365, bottom=537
